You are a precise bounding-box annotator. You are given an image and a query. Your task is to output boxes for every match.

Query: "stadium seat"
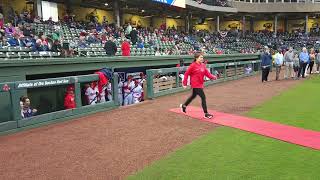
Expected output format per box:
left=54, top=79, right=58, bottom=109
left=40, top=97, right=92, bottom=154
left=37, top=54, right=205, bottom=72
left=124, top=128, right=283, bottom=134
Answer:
left=6, top=52, right=19, bottom=59
left=18, top=52, right=30, bottom=59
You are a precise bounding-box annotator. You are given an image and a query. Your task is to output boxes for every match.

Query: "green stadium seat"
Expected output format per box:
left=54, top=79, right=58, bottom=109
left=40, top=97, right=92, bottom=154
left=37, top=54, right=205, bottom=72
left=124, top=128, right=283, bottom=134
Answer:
left=18, top=52, right=29, bottom=59
left=29, top=52, right=41, bottom=59
left=50, top=52, right=60, bottom=58
left=0, top=52, right=6, bottom=59
left=39, top=51, right=51, bottom=58
left=87, top=51, right=95, bottom=57
left=6, top=52, right=19, bottom=59
left=8, top=47, right=21, bottom=52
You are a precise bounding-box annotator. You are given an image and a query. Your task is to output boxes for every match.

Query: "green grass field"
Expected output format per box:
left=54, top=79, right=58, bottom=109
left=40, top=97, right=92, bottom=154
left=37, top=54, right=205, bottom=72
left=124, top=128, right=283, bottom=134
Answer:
left=127, top=76, right=320, bottom=180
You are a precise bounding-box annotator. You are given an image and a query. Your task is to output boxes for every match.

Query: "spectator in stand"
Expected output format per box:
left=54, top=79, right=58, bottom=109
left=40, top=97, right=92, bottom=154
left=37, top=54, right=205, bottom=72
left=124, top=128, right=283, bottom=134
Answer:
left=51, top=40, right=62, bottom=52
left=33, top=38, right=48, bottom=52
left=87, top=32, right=94, bottom=44
left=130, top=27, right=138, bottom=45
left=104, top=36, right=117, bottom=56
left=15, top=24, right=24, bottom=36
left=34, top=16, right=41, bottom=23
left=23, top=24, right=34, bottom=37
left=7, top=33, right=25, bottom=47
left=23, top=35, right=35, bottom=48
left=102, top=16, right=108, bottom=27
left=125, top=23, right=132, bottom=37
left=25, top=14, right=33, bottom=23
left=52, top=29, right=61, bottom=41
left=17, top=13, right=25, bottom=25
left=137, top=39, right=144, bottom=49
left=155, top=48, right=161, bottom=56
left=40, top=35, right=49, bottom=50
left=21, top=96, right=37, bottom=118
left=121, top=39, right=130, bottom=56
left=298, top=47, right=309, bottom=78
left=96, top=23, right=103, bottom=32
left=284, top=47, right=294, bottom=79
left=46, top=17, right=55, bottom=26
left=0, top=12, right=4, bottom=30
left=5, top=23, right=16, bottom=36
left=78, top=35, right=88, bottom=48
left=0, top=33, right=4, bottom=48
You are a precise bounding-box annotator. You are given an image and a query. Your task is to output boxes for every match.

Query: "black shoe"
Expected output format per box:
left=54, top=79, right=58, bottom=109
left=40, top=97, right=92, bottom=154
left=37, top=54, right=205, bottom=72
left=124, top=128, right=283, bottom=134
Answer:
left=204, top=113, right=213, bottom=119
left=180, top=104, right=186, bottom=113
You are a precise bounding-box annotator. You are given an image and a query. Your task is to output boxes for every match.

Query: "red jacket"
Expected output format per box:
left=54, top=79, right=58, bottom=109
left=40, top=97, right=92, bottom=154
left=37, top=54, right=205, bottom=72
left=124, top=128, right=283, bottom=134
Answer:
left=183, top=62, right=216, bottom=88
left=64, top=93, right=76, bottom=109
left=121, top=41, right=130, bottom=56
left=94, top=71, right=108, bottom=95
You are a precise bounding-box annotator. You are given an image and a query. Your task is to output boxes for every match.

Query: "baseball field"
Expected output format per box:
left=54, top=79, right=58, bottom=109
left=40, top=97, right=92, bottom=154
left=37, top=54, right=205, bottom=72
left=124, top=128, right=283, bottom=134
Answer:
left=0, top=72, right=319, bottom=180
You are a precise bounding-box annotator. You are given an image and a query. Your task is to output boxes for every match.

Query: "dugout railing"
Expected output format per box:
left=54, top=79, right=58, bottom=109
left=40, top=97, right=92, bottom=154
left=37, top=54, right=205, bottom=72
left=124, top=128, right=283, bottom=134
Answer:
left=146, top=60, right=261, bottom=99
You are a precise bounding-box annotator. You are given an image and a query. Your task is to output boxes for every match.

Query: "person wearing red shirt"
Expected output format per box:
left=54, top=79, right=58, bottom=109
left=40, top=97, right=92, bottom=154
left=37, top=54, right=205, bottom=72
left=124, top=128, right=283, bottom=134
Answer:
left=64, top=85, right=76, bottom=109
left=180, top=52, right=217, bottom=119
left=121, top=39, right=131, bottom=56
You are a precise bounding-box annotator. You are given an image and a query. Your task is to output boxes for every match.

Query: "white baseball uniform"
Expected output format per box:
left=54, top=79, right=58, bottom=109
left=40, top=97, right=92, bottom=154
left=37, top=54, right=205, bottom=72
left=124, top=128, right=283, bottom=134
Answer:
left=132, top=85, right=142, bottom=104
left=123, top=81, right=133, bottom=106
left=85, top=86, right=98, bottom=105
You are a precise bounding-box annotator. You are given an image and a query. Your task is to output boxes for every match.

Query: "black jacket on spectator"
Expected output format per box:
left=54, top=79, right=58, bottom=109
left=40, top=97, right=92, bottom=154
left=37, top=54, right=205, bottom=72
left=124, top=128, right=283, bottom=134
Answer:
left=130, top=30, right=138, bottom=45
left=51, top=43, right=62, bottom=52
left=23, top=29, right=34, bottom=37
left=104, top=40, right=117, bottom=56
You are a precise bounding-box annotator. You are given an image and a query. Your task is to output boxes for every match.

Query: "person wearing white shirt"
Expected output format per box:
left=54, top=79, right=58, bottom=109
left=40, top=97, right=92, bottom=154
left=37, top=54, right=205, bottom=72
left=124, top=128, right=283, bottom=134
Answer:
left=132, top=80, right=143, bottom=104
left=274, top=49, right=284, bottom=81
left=85, top=83, right=99, bottom=105
left=123, top=76, right=134, bottom=106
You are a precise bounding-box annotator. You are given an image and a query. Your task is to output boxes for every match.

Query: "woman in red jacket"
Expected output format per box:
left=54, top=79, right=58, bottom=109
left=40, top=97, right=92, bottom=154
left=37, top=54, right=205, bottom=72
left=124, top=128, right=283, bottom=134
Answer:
left=121, top=39, right=131, bottom=56
left=180, top=52, right=217, bottom=119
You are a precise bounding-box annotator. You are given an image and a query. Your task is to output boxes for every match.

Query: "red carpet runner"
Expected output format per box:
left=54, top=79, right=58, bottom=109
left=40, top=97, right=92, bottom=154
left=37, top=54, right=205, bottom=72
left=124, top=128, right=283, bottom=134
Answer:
left=170, top=106, right=320, bottom=150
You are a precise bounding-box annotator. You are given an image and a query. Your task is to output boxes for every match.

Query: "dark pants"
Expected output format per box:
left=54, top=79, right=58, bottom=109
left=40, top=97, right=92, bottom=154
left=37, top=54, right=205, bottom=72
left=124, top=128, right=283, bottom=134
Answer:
left=184, top=88, right=208, bottom=114
left=275, top=65, right=281, bottom=80
left=261, top=67, right=270, bottom=82
left=309, top=61, right=314, bottom=74
left=298, top=62, right=308, bottom=78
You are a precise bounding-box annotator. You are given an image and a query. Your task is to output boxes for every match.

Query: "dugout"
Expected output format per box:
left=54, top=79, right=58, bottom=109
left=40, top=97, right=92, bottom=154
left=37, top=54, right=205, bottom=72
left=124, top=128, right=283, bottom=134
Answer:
left=0, top=54, right=260, bottom=131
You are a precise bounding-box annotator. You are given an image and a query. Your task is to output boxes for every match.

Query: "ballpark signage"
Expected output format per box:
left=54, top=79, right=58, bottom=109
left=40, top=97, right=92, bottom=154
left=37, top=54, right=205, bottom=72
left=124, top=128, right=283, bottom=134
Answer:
left=16, top=78, right=71, bottom=89
left=153, top=0, right=186, bottom=8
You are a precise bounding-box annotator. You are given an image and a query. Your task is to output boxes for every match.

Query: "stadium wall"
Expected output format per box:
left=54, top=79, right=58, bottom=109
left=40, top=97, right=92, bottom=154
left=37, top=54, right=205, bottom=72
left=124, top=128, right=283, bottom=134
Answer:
left=122, top=14, right=151, bottom=28
left=57, top=3, right=115, bottom=23
left=194, top=20, right=215, bottom=32
left=2, top=0, right=30, bottom=17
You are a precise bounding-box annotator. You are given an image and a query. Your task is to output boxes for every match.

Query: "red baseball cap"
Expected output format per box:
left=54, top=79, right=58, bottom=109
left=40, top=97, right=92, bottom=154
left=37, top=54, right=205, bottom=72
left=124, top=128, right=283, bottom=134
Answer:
left=67, top=85, right=74, bottom=91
